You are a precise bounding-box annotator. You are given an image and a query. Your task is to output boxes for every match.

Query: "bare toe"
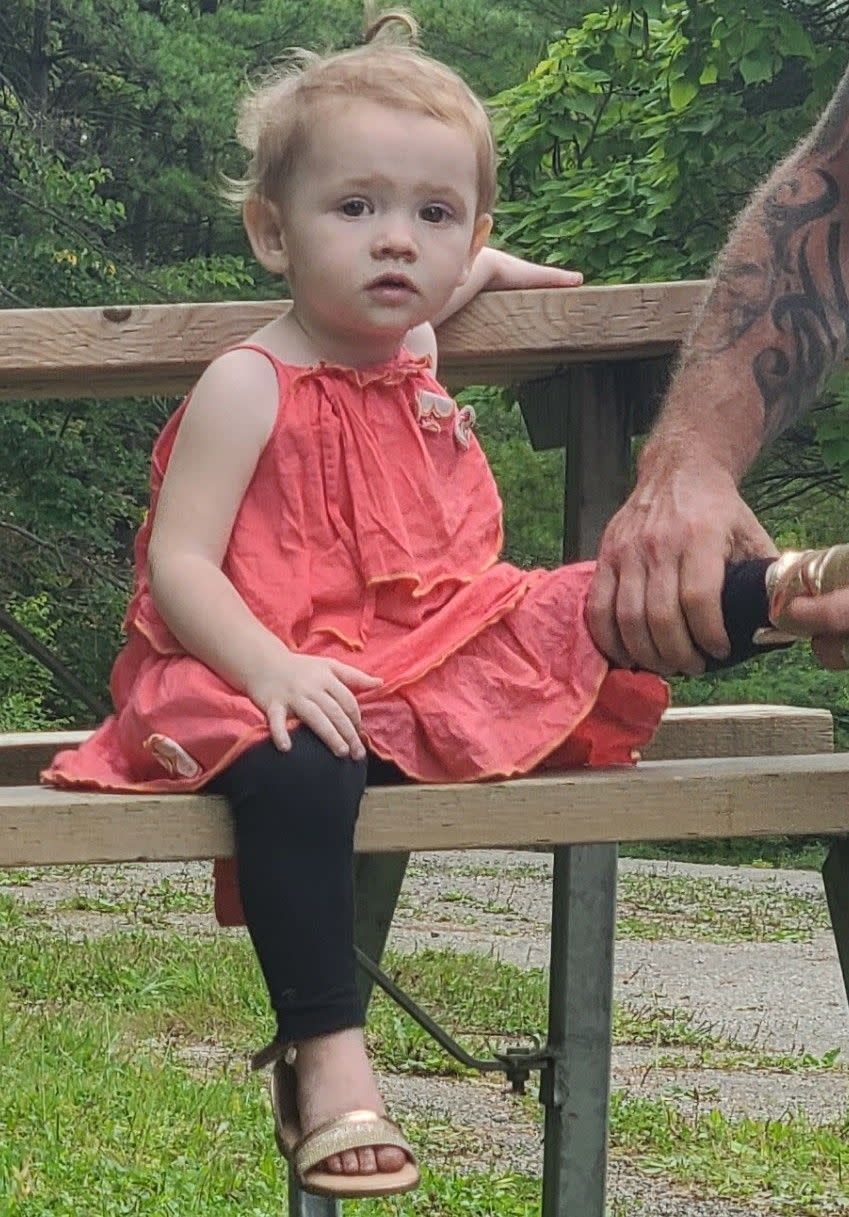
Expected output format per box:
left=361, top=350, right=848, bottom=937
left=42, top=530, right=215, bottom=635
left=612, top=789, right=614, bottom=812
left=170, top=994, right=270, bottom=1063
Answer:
left=340, top=1149, right=360, bottom=1174
left=324, top=1153, right=344, bottom=1174
left=357, top=1147, right=378, bottom=1174
left=376, top=1144, right=408, bottom=1173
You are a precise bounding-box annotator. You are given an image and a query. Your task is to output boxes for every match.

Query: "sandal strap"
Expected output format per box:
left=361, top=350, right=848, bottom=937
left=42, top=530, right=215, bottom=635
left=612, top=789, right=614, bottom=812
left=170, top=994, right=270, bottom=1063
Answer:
left=295, top=1110, right=415, bottom=1176
left=251, top=1040, right=296, bottom=1072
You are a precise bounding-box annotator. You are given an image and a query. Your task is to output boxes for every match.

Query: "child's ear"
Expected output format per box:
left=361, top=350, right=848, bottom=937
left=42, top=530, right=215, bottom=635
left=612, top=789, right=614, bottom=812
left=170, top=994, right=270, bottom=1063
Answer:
left=459, top=213, right=493, bottom=283
left=243, top=197, right=289, bottom=276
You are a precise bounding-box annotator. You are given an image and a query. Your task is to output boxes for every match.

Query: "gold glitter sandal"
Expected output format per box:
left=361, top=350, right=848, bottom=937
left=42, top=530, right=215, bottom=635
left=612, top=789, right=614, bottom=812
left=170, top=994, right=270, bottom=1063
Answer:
left=266, top=1047, right=420, bottom=1199
left=754, top=544, right=849, bottom=645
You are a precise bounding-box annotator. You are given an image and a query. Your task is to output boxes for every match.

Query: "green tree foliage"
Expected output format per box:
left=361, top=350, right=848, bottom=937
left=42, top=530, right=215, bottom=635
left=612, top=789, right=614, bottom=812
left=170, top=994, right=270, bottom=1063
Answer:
left=489, top=0, right=849, bottom=736
left=492, top=0, right=843, bottom=281
left=0, top=1, right=580, bottom=720
left=0, top=594, right=72, bottom=730
left=3, top=0, right=849, bottom=740
left=1, top=0, right=566, bottom=306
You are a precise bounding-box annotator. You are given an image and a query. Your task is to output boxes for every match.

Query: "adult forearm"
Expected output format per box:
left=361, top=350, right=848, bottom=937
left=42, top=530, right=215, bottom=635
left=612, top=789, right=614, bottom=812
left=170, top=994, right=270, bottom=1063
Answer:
left=148, top=552, right=290, bottom=694
left=643, top=61, right=849, bottom=481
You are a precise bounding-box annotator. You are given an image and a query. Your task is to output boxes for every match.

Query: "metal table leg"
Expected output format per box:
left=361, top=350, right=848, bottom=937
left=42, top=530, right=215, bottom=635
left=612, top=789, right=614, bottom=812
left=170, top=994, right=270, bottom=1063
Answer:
left=541, top=843, right=618, bottom=1216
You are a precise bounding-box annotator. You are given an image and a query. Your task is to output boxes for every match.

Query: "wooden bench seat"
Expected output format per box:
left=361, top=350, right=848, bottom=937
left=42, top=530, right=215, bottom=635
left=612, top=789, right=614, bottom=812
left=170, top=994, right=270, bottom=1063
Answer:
left=0, top=705, right=840, bottom=868
left=1, top=752, right=848, bottom=868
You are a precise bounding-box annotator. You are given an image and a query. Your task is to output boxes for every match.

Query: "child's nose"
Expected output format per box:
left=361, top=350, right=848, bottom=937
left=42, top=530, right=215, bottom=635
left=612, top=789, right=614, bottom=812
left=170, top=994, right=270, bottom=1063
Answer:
left=372, top=219, right=418, bottom=261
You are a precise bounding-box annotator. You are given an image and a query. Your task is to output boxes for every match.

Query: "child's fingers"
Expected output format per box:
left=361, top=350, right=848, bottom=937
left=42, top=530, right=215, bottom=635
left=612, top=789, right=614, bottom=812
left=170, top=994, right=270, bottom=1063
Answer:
left=267, top=703, right=292, bottom=751
left=328, top=676, right=363, bottom=731
left=296, top=698, right=357, bottom=759
left=329, top=660, right=383, bottom=689
left=315, top=690, right=366, bottom=759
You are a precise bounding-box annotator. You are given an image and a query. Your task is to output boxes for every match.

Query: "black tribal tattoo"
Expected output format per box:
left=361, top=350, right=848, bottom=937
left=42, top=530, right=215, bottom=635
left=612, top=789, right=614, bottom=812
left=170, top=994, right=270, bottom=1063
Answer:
left=751, top=169, right=849, bottom=442
left=697, top=63, right=849, bottom=444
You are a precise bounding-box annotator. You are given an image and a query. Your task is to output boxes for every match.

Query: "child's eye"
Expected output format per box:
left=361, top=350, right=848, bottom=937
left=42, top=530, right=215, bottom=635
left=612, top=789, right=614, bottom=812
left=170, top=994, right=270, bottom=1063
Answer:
left=340, top=199, right=370, bottom=217
left=420, top=204, right=451, bottom=224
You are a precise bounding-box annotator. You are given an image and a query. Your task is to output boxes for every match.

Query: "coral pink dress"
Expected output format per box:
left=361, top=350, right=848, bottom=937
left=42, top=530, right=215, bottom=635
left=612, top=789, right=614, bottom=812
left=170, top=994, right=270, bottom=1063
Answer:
left=44, top=346, right=667, bottom=923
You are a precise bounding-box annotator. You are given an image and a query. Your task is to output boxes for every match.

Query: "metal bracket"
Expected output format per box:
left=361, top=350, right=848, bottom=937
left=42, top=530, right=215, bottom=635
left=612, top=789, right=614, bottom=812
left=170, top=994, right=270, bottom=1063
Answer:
left=354, top=945, right=556, bottom=1094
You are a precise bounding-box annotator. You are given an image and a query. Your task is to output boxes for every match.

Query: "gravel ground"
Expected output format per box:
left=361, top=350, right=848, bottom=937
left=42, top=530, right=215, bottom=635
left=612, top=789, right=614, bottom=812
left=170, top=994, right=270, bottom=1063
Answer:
left=392, top=851, right=849, bottom=1059
left=5, top=850, right=849, bottom=1215
left=393, top=851, right=849, bottom=1215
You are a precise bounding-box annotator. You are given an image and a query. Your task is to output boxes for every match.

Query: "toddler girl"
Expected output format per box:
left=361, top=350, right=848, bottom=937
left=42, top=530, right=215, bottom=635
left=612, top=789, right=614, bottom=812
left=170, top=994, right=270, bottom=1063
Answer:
left=43, top=6, right=823, bottom=1200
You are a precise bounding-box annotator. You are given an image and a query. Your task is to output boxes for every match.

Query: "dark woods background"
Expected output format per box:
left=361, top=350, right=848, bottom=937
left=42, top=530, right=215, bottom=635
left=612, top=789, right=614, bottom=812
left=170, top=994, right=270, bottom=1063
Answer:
left=3, top=0, right=849, bottom=790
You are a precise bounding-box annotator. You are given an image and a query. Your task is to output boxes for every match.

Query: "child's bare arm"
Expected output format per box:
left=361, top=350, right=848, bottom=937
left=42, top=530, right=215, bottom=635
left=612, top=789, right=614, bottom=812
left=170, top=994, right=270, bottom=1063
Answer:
left=431, top=246, right=583, bottom=326
left=148, top=349, right=380, bottom=758
left=406, top=247, right=584, bottom=371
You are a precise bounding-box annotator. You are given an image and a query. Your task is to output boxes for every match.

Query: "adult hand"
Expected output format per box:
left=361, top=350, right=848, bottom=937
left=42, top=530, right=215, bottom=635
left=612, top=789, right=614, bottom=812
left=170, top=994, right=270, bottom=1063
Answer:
left=775, top=591, right=849, bottom=671
left=248, top=652, right=383, bottom=760
left=587, top=455, right=776, bottom=675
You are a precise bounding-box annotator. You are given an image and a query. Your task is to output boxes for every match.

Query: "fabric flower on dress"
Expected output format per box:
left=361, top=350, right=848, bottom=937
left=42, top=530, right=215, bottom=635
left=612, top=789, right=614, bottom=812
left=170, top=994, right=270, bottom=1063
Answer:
left=454, top=404, right=476, bottom=449
left=144, top=733, right=202, bottom=779
left=415, top=389, right=455, bottom=433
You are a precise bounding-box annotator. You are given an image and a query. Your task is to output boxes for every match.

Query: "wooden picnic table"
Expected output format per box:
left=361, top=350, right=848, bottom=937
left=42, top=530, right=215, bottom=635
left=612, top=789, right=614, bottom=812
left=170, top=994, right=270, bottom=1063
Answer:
left=2, top=282, right=848, bottom=1217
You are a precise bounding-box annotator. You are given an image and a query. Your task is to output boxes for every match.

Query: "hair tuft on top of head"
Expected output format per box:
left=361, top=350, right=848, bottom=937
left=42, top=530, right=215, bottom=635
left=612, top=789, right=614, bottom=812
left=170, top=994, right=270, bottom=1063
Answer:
left=223, top=4, right=497, bottom=217
left=363, top=6, right=419, bottom=45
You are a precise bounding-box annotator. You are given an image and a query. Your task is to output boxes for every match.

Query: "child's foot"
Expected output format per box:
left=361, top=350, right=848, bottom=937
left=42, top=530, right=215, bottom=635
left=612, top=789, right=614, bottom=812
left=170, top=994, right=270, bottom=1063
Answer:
left=762, top=544, right=849, bottom=639
left=705, top=547, right=849, bottom=672
left=293, top=1027, right=409, bottom=1178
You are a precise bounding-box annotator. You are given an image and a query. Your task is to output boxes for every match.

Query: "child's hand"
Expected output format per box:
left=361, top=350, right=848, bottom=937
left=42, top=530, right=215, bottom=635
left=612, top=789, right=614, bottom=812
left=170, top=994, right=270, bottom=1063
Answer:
left=433, top=246, right=583, bottom=328
left=248, top=653, right=383, bottom=761
left=483, top=247, right=583, bottom=290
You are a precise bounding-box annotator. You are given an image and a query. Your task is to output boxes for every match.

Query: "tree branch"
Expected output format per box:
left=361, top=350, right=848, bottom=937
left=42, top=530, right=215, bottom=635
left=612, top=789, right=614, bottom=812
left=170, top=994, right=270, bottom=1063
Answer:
left=0, top=521, right=127, bottom=590
left=0, top=602, right=108, bottom=719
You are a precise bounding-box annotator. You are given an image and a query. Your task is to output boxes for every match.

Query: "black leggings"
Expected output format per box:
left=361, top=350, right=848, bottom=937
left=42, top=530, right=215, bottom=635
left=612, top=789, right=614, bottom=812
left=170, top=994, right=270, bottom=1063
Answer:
left=210, top=557, right=783, bottom=1049
left=210, top=730, right=404, bottom=1048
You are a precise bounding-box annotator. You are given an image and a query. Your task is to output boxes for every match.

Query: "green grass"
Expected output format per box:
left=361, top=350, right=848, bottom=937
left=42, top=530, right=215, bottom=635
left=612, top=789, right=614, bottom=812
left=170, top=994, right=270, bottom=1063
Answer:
left=0, top=865, right=212, bottom=926
left=403, top=866, right=830, bottom=944
left=650, top=1045, right=843, bottom=1073
left=0, top=892, right=43, bottom=928
left=617, top=871, right=829, bottom=943
left=0, top=857, right=833, bottom=946
left=621, top=837, right=829, bottom=871
left=2, top=877, right=848, bottom=1214
left=2, top=991, right=848, bottom=1215
left=0, top=921, right=805, bottom=1076
left=610, top=1093, right=849, bottom=1213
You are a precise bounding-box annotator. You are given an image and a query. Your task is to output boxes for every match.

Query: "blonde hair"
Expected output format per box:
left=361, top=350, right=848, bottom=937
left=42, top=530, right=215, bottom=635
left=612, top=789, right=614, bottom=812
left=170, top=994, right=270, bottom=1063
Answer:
left=225, top=7, right=497, bottom=217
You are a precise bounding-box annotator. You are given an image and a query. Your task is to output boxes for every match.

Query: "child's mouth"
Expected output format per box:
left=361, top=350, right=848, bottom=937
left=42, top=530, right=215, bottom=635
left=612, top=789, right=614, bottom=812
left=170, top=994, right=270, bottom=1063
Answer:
left=367, top=274, right=418, bottom=299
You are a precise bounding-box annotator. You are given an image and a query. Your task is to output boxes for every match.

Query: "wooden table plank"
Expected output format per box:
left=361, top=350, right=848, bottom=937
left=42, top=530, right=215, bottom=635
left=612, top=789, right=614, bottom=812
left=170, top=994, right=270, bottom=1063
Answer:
left=0, top=705, right=832, bottom=785
left=0, top=282, right=709, bottom=400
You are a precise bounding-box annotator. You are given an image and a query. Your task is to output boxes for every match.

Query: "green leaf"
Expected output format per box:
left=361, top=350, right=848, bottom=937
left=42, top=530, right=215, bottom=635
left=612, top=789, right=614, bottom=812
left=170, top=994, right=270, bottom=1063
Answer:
left=739, top=50, right=774, bottom=85
left=777, top=18, right=815, bottom=60
left=669, top=78, right=699, bottom=110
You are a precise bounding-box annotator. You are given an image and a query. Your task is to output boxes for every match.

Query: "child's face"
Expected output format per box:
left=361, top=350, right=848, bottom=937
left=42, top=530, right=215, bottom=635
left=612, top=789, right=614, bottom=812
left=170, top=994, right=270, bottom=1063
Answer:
left=248, top=98, right=491, bottom=364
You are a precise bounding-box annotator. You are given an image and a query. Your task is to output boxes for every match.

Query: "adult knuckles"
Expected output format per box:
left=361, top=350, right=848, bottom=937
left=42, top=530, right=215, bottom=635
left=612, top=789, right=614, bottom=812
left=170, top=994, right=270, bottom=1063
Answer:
left=645, top=601, right=680, bottom=633
left=679, top=580, right=720, bottom=618
left=617, top=602, right=646, bottom=634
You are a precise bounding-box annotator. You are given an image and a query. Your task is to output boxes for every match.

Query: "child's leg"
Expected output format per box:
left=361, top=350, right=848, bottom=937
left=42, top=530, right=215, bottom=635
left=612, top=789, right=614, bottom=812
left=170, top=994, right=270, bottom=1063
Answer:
left=210, top=730, right=409, bottom=1180
left=211, top=729, right=367, bottom=1051
left=705, top=557, right=781, bottom=671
